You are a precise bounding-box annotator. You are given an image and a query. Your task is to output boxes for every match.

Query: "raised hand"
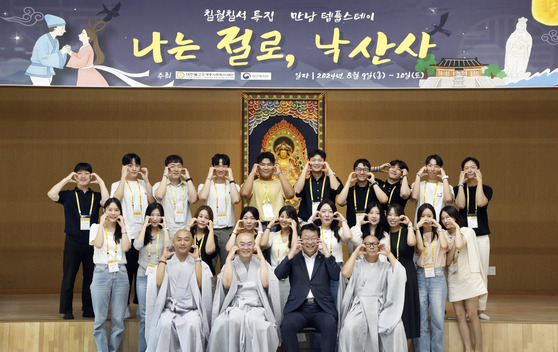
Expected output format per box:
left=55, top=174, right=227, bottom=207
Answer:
left=417, top=166, right=427, bottom=178
left=226, top=168, right=234, bottom=181
left=162, top=243, right=175, bottom=260
left=378, top=243, right=390, bottom=256
left=288, top=236, right=302, bottom=259
left=67, top=172, right=77, bottom=183
left=207, top=166, right=216, bottom=180
left=379, top=163, right=391, bottom=173
left=140, top=167, right=149, bottom=181
left=347, top=171, right=358, bottom=185
left=227, top=245, right=239, bottom=261
left=121, top=165, right=129, bottom=180
left=399, top=215, right=411, bottom=226
left=181, top=168, right=190, bottom=180
left=189, top=244, right=200, bottom=260
left=367, top=172, right=375, bottom=182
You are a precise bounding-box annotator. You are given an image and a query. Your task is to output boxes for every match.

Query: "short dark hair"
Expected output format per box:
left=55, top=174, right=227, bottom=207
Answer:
left=308, top=149, right=326, bottom=160
left=300, top=223, right=320, bottom=237
left=425, top=154, right=443, bottom=167
left=440, top=205, right=464, bottom=229
left=122, top=153, right=141, bottom=166
left=74, top=162, right=92, bottom=173
left=211, top=154, right=231, bottom=167
left=461, top=157, right=480, bottom=170
left=390, top=159, right=408, bottom=171
left=257, top=151, right=275, bottom=164
left=386, top=203, right=405, bottom=217
left=353, top=158, right=371, bottom=170
left=240, top=206, right=259, bottom=220
left=164, top=155, right=183, bottom=166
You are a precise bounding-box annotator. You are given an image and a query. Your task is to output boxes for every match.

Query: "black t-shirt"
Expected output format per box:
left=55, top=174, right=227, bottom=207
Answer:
left=56, top=188, right=102, bottom=244
left=453, top=184, right=493, bottom=236
left=378, top=179, right=409, bottom=211
left=195, top=233, right=219, bottom=275
left=296, top=174, right=343, bottom=221
left=346, top=182, right=382, bottom=227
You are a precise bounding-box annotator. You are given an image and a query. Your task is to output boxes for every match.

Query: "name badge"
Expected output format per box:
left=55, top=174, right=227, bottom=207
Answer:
left=217, top=213, right=227, bottom=226
left=175, top=210, right=185, bottom=223
left=467, top=214, right=478, bottom=229
left=424, top=265, right=435, bottom=278
left=311, top=201, right=320, bottom=215
left=356, top=212, right=365, bottom=224
left=108, top=260, right=119, bottom=273
left=449, top=259, right=458, bottom=273
left=262, top=202, right=274, bottom=219
left=145, top=263, right=156, bottom=276
left=133, top=211, right=143, bottom=224
left=80, top=216, right=90, bottom=230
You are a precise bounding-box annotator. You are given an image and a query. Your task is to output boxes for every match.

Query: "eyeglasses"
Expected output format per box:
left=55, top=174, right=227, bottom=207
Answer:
left=355, top=167, right=370, bottom=173
left=363, top=242, right=380, bottom=248
left=238, top=242, right=254, bottom=248
left=301, top=238, right=319, bottom=243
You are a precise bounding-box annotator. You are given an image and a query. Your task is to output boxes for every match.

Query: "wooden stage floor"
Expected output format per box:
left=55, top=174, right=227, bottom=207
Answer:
left=1, top=293, right=557, bottom=351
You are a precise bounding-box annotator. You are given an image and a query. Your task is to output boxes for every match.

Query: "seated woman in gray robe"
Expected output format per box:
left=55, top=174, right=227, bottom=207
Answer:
left=145, top=229, right=213, bottom=352
left=209, top=232, right=282, bottom=352
left=338, top=235, right=408, bottom=352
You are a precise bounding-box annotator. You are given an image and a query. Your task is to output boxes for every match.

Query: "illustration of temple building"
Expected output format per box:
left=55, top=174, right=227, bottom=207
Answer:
left=433, top=58, right=488, bottom=77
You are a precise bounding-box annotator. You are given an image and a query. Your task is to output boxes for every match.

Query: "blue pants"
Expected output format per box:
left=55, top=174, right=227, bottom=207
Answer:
left=415, top=266, right=447, bottom=352
left=136, top=275, right=148, bottom=352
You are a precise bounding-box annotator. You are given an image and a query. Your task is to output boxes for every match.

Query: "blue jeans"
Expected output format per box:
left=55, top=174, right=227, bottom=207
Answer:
left=415, top=266, right=447, bottom=352
left=91, top=264, right=130, bottom=352
left=136, top=275, right=148, bottom=352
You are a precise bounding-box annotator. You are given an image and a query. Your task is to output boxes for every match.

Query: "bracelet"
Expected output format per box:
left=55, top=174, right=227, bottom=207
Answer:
left=195, top=258, right=202, bottom=262
left=442, top=175, right=449, bottom=180
left=257, top=230, right=264, bottom=235
left=416, top=173, right=422, bottom=178
left=401, top=175, right=408, bottom=178
left=163, top=174, right=169, bottom=179
left=158, top=260, right=167, bottom=265
left=371, top=181, right=378, bottom=186
left=373, top=166, right=379, bottom=172
left=206, top=178, right=212, bottom=181
left=329, top=172, right=336, bottom=176
left=229, top=180, right=236, bottom=184
left=458, top=183, right=465, bottom=187
left=162, top=227, right=169, bottom=231
left=408, top=225, right=414, bottom=231
left=185, top=177, right=193, bottom=183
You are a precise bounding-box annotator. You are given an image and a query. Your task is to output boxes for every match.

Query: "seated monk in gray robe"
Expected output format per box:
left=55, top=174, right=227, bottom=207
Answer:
left=209, top=232, right=282, bottom=352
left=338, top=235, right=408, bottom=352
left=145, top=230, right=213, bottom=352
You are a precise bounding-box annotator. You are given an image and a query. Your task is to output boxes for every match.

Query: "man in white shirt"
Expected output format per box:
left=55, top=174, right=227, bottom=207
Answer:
left=198, top=154, right=241, bottom=268
left=111, top=153, right=155, bottom=314
left=153, top=155, right=198, bottom=237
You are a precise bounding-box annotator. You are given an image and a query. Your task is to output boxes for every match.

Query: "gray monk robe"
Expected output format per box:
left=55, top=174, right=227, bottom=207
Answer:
left=209, top=256, right=282, bottom=352
left=338, top=257, right=408, bottom=352
left=145, top=255, right=213, bottom=352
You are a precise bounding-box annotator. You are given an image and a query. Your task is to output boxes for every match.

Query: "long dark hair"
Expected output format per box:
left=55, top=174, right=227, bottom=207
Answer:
left=104, top=198, right=123, bottom=244
left=313, top=199, right=341, bottom=242
left=440, top=205, right=464, bottom=230
left=417, top=203, right=439, bottom=241
left=144, top=202, right=164, bottom=246
left=191, top=205, right=214, bottom=236
left=361, top=201, right=387, bottom=240
left=277, top=205, right=299, bottom=248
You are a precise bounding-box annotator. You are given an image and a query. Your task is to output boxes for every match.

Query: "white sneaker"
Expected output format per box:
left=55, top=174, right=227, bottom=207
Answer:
left=478, top=313, right=490, bottom=320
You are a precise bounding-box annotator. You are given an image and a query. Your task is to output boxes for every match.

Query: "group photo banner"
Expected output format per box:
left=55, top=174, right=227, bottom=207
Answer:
left=1, top=0, right=557, bottom=89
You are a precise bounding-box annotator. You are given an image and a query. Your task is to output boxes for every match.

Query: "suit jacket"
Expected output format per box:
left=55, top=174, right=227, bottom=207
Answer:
left=274, top=251, right=341, bottom=317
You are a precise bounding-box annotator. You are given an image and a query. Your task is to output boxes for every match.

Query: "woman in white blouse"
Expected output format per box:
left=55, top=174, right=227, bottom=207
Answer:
left=89, top=197, right=131, bottom=352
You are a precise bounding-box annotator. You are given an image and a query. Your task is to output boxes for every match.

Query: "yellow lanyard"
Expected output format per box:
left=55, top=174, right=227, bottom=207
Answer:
left=259, top=179, right=273, bottom=203
left=353, top=184, right=371, bottom=212
left=320, top=227, right=334, bottom=253
left=148, top=228, right=160, bottom=262
left=422, top=233, right=436, bottom=265
left=75, top=191, right=94, bottom=216
left=214, top=181, right=227, bottom=212
left=389, top=227, right=402, bottom=259
left=168, top=183, right=185, bottom=208
left=310, top=176, right=326, bottom=202
left=423, top=182, right=439, bottom=207
left=196, top=233, right=206, bottom=252
left=277, top=233, right=289, bottom=259
left=125, top=179, right=142, bottom=209
left=104, top=223, right=117, bottom=258
left=387, top=185, right=397, bottom=206
left=466, top=186, right=478, bottom=214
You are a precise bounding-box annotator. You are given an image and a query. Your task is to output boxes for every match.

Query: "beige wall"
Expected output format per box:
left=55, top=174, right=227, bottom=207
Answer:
left=0, top=86, right=556, bottom=293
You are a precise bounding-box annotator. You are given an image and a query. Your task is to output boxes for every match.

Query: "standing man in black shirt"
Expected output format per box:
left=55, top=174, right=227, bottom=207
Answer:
left=294, top=149, right=343, bottom=222
left=378, top=159, right=411, bottom=211
left=454, top=156, right=493, bottom=320
left=47, top=162, right=109, bottom=319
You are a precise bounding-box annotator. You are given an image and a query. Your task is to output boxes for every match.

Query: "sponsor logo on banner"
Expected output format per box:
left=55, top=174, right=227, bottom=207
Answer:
left=175, top=71, right=236, bottom=80
left=241, top=72, right=272, bottom=80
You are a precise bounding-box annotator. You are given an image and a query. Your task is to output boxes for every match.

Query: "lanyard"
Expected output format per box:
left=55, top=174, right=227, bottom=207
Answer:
left=125, top=179, right=142, bottom=209
left=104, top=223, right=117, bottom=258
left=75, top=191, right=94, bottom=216
left=148, top=228, right=160, bottom=262
left=353, top=184, right=371, bottom=212
left=214, top=181, right=227, bottom=212
left=259, top=179, right=272, bottom=203
left=320, top=227, right=333, bottom=254
left=196, top=233, right=206, bottom=252
left=387, top=184, right=397, bottom=206
left=389, top=227, right=402, bottom=259
left=168, top=183, right=185, bottom=208
left=277, top=234, right=289, bottom=260
left=424, top=182, right=439, bottom=207
left=310, top=176, right=326, bottom=203
left=466, top=186, right=477, bottom=214
left=422, top=233, right=436, bottom=266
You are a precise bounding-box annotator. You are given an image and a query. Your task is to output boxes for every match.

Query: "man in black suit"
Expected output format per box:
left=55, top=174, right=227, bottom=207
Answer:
left=274, top=223, right=341, bottom=352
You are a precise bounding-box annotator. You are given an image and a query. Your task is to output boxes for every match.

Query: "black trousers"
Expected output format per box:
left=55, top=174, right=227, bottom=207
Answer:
left=125, top=240, right=139, bottom=304
left=59, top=237, right=94, bottom=314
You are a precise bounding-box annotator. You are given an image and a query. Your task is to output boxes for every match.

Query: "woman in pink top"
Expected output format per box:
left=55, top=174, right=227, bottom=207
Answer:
left=66, top=18, right=108, bottom=86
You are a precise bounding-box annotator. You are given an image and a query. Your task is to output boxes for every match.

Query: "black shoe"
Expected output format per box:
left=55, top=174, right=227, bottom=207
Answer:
left=63, top=313, right=74, bottom=320
left=83, top=311, right=95, bottom=318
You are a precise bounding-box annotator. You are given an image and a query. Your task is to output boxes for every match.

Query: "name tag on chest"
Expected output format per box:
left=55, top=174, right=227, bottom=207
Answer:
left=108, top=260, right=119, bottom=273
left=424, top=265, right=435, bottom=278
left=467, top=214, right=478, bottom=229
left=262, top=203, right=274, bottom=219
left=145, top=264, right=156, bottom=276
left=80, top=216, right=90, bottom=230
